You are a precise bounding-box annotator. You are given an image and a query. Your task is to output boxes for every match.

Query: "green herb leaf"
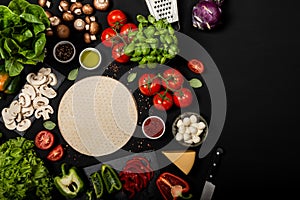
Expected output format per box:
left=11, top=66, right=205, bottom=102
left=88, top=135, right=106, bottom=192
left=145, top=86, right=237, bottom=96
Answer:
left=189, top=78, right=202, bottom=88
left=68, top=68, right=79, bottom=81
left=43, top=121, right=56, bottom=130
left=127, top=72, right=137, bottom=83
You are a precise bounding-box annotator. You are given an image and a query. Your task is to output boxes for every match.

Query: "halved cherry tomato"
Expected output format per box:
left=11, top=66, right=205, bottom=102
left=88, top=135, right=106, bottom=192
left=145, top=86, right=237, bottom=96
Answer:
left=187, top=59, right=205, bottom=74
left=173, top=88, right=193, bottom=108
left=153, top=91, right=173, bottom=111
left=138, top=73, right=161, bottom=96
left=47, top=144, right=64, bottom=162
left=107, top=10, right=127, bottom=30
left=101, top=27, right=118, bottom=47
left=161, top=68, right=184, bottom=91
left=35, top=130, right=54, bottom=150
left=112, top=43, right=130, bottom=63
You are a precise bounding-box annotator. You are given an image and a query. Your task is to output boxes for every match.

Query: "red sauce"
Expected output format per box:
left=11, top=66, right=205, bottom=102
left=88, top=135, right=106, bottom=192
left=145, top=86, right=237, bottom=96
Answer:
left=143, top=117, right=164, bottom=138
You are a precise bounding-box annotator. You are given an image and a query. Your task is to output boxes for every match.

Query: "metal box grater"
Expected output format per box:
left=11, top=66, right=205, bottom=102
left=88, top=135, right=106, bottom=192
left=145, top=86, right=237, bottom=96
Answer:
left=145, top=0, right=179, bottom=24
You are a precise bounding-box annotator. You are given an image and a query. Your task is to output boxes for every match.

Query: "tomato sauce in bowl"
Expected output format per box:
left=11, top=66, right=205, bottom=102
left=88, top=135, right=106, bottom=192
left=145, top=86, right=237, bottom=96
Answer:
left=142, top=116, right=165, bottom=139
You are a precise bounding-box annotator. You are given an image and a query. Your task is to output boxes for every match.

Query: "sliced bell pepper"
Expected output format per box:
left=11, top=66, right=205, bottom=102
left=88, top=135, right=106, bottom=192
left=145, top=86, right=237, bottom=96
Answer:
left=156, top=172, right=192, bottom=200
left=54, top=163, right=84, bottom=199
left=90, top=171, right=104, bottom=199
left=101, top=164, right=122, bottom=194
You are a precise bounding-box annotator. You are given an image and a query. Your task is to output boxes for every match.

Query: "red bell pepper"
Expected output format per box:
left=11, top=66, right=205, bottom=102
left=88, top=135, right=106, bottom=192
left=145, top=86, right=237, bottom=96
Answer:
left=156, top=172, right=192, bottom=200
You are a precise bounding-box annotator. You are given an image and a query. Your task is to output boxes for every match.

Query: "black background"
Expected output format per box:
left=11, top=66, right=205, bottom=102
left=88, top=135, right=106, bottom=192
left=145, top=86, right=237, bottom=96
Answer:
left=1, top=0, right=300, bottom=199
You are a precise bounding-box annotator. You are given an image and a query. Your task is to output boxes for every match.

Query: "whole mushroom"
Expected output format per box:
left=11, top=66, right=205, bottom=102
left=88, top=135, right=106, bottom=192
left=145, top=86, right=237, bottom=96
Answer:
left=83, top=33, right=97, bottom=44
left=85, top=16, right=96, bottom=24
left=82, top=4, right=94, bottom=15
left=94, top=0, right=110, bottom=11
left=86, top=21, right=100, bottom=35
left=74, top=19, right=86, bottom=31
left=38, top=0, right=52, bottom=8
left=63, top=11, right=74, bottom=22
left=49, top=16, right=61, bottom=27
left=59, top=0, right=69, bottom=12
left=45, top=11, right=52, bottom=19
left=70, top=2, right=83, bottom=15
left=56, top=24, right=70, bottom=39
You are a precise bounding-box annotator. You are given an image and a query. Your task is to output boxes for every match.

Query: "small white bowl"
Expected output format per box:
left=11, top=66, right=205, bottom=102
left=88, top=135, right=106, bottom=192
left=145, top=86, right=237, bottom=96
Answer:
left=142, top=116, right=165, bottom=139
left=53, top=41, right=76, bottom=63
left=79, top=47, right=102, bottom=70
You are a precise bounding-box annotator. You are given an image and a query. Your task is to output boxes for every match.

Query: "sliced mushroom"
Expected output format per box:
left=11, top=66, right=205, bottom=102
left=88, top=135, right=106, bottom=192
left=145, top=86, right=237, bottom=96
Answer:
left=35, top=105, right=54, bottom=120
left=39, top=84, right=57, bottom=99
left=74, top=19, right=86, bottom=31
left=49, top=16, right=61, bottom=27
left=9, top=101, right=21, bottom=117
left=22, top=84, right=37, bottom=101
left=19, top=93, right=32, bottom=108
left=39, top=68, right=52, bottom=76
left=5, top=120, right=17, bottom=131
left=94, top=0, right=110, bottom=11
left=47, top=73, right=58, bottom=86
left=82, top=4, right=94, bottom=15
left=63, top=11, right=74, bottom=22
left=15, top=113, right=22, bottom=123
left=27, top=73, right=48, bottom=86
left=70, top=2, right=83, bottom=15
left=1, top=108, right=16, bottom=125
left=59, top=0, right=69, bottom=12
left=33, top=96, right=49, bottom=109
left=21, top=106, right=34, bottom=118
left=38, top=0, right=51, bottom=8
left=16, top=119, right=32, bottom=132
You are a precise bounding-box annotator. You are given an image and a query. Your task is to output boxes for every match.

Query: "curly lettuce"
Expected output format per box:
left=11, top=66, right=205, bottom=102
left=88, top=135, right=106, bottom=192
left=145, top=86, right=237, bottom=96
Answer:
left=0, top=137, right=53, bottom=200
left=0, top=0, right=50, bottom=77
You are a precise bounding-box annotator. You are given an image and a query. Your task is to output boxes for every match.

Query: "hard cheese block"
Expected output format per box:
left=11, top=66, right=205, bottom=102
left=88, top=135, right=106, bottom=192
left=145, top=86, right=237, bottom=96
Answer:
left=162, top=150, right=196, bottom=175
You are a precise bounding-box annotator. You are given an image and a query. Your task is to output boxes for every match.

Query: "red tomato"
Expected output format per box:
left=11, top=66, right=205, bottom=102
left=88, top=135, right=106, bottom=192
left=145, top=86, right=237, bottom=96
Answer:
left=47, top=144, right=64, bottom=162
left=120, top=23, right=138, bottom=35
left=138, top=74, right=161, bottom=96
left=173, top=88, right=193, bottom=108
left=153, top=91, right=173, bottom=111
left=101, top=27, right=118, bottom=47
left=107, top=10, right=127, bottom=30
left=162, top=68, right=184, bottom=91
left=35, top=130, right=54, bottom=150
left=187, top=59, right=205, bottom=74
left=112, top=43, right=130, bottom=63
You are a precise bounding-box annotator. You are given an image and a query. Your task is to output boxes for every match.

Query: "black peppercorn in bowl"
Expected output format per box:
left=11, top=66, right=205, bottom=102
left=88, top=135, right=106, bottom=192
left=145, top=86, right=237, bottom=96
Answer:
left=53, top=41, right=76, bottom=63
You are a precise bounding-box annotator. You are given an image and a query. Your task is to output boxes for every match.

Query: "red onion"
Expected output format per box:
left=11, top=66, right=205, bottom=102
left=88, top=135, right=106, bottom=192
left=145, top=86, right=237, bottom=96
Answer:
left=192, top=0, right=223, bottom=30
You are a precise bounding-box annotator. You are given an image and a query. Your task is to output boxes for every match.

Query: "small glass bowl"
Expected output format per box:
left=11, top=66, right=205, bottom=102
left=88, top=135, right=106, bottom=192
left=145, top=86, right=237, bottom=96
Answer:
left=53, top=41, right=76, bottom=63
left=142, top=116, right=165, bottom=139
left=172, top=112, right=208, bottom=147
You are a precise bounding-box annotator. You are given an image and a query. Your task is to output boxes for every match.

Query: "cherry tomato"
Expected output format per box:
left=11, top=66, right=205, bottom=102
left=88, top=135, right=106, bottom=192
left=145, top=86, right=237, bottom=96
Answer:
left=120, top=23, right=138, bottom=35
left=187, top=59, right=205, bottom=74
left=138, top=74, right=161, bottom=96
left=173, top=88, right=193, bottom=108
left=47, top=144, right=64, bottom=162
left=107, top=10, right=127, bottom=30
left=35, top=130, right=54, bottom=150
left=112, top=43, right=130, bottom=63
left=162, top=68, right=184, bottom=91
left=101, top=27, right=118, bottom=47
left=153, top=91, right=173, bottom=111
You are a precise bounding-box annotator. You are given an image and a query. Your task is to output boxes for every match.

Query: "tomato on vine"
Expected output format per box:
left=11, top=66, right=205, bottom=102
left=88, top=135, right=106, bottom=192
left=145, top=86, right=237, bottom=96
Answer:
left=153, top=91, right=173, bottom=111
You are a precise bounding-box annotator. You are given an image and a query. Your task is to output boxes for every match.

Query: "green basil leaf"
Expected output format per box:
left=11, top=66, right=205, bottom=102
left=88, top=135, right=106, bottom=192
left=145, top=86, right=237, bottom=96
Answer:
left=43, top=121, right=56, bottom=130
left=68, top=68, right=79, bottom=81
left=127, top=72, right=137, bottom=82
left=189, top=78, right=203, bottom=88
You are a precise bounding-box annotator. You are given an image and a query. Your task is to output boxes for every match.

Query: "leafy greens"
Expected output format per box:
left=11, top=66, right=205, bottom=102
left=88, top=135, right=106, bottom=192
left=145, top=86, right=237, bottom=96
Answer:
left=0, top=0, right=50, bottom=76
left=0, top=137, right=53, bottom=200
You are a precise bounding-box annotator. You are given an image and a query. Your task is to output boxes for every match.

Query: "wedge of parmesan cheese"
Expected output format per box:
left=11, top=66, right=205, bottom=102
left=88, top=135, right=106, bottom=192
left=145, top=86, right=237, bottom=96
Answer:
left=162, top=150, right=196, bottom=175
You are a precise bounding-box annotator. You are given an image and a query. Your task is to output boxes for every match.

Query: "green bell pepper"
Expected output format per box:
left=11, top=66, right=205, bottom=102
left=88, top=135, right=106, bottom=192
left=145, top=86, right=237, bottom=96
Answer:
left=90, top=171, right=104, bottom=199
left=101, top=164, right=122, bottom=194
left=54, top=163, right=84, bottom=199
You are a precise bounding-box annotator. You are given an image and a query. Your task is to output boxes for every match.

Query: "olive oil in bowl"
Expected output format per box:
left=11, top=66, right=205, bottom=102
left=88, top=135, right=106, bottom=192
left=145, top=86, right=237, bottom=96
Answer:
left=79, top=48, right=101, bottom=70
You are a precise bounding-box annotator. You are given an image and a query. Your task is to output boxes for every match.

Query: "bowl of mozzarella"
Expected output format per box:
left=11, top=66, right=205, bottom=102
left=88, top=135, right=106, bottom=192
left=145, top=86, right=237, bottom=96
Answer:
left=172, top=112, right=208, bottom=147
